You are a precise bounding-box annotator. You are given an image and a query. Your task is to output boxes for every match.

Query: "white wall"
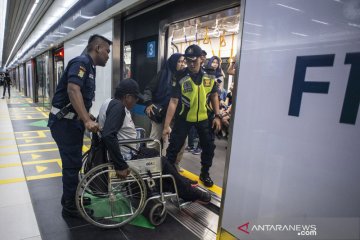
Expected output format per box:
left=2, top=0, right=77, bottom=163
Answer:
left=221, top=0, right=360, bottom=239
left=64, top=19, right=113, bottom=116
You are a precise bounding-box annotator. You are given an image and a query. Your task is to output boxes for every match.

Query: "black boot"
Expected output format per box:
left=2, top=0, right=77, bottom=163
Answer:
left=199, top=167, right=214, bottom=187
left=62, top=200, right=81, bottom=218
left=62, top=199, right=93, bottom=218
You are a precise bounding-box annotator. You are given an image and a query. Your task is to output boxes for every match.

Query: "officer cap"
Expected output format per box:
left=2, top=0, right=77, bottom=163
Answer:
left=184, top=44, right=202, bottom=60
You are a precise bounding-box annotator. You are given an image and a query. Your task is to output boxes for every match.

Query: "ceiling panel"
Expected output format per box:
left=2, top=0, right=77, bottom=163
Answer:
left=2, top=0, right=53, bottom=65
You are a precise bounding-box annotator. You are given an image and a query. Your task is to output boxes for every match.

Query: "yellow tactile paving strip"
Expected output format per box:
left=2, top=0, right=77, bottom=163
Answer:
left=0, top=95, right=90, bottom=185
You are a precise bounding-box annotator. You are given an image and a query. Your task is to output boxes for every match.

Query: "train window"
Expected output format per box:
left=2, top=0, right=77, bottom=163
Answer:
left=167, top=7, right=240, bottom=92
left=124, top=44, right=132, bottom=79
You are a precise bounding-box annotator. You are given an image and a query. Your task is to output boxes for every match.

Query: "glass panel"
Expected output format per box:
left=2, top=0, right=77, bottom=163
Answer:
left=124, top=44, right=132, bottom=79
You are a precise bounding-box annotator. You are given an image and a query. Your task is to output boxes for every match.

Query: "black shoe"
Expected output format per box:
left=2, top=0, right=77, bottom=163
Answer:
left=199, top=173, right=214, bottom=187
left=62, top=205, right=94, bottom=218
left=62, top=200, right=93, bottom=218
left=194, top=188, right=211, bottom=204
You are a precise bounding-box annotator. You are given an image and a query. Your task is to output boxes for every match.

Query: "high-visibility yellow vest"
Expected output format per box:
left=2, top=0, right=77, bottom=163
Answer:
left=178, top=73, right=215, bottom=122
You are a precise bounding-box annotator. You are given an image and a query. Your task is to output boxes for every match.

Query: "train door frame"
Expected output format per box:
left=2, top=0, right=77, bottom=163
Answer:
left=52, top=47, right=64, bottom=107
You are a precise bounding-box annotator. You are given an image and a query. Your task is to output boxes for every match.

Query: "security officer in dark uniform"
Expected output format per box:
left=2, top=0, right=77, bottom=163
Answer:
left=162, top=44, right=222, bottom=187
left=48, top=34, right=112, bottom=218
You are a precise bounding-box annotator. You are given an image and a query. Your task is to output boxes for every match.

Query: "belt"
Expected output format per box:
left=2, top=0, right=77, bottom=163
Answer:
left=50, top=106, right=77, bottom=119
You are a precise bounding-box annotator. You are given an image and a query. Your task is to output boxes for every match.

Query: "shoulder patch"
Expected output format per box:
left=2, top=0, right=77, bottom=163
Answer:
left=203, top=77, right=211, bottom=87
left=78, top=69, right=85, bottom=78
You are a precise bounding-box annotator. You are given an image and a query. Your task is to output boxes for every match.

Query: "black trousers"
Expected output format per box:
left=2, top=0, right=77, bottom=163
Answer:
left=166, top=118, right=215, bottom=169
left=2, top=84, right=10, bottom=97
left=50, top=117, right=84, bottom=203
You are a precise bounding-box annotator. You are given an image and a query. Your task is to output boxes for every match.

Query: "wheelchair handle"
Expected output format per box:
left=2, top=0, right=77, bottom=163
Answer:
left=118, top=138, right=157, bottom=145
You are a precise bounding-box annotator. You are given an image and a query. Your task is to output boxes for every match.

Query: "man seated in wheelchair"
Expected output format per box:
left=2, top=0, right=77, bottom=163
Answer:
left=97, top=79, right=211, bottom=204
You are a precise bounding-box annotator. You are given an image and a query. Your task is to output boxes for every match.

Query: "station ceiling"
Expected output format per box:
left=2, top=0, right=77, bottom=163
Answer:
left=1, top=0, right=54, bottom=67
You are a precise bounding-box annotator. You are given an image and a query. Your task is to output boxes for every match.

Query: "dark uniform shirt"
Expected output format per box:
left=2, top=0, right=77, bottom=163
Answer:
left=51, top=54, right=96, bottom=113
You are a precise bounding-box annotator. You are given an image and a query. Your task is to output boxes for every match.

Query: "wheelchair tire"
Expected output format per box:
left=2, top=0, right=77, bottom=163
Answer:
left=78, top=149, right=90, bottom=181
left=76, top=163, right=147, bottom=228
left=148, top=201, right=167, bottom=226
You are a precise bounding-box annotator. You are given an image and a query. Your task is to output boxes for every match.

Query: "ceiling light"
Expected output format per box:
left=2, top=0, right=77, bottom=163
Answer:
left=291, top=32, right=308, bottom=37
left=244, top=32, right=261, bottom=36
left=245, top=21, right=263, bottom=27
left=276, top=3, right=304, bottom=13
left=0, top=0, right=8, bottom=68
left=311, top=19, right=329, bottom=25
left=6, top=0, right=79, bottom=67
left=348, top=22, right=360, bottom=28
left=5, top=0, right=40, bottom=67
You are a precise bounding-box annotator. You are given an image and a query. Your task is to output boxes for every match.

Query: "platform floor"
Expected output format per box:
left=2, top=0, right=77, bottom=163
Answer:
left=0, top=89, right=227, bottom=240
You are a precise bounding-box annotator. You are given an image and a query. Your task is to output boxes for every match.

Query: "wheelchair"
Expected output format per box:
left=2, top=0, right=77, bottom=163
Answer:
left=76, top=133, right=181, bottom=229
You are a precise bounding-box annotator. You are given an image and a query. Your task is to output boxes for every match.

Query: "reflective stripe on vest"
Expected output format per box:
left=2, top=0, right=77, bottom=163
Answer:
left=179, top=74, right=215, bottom=122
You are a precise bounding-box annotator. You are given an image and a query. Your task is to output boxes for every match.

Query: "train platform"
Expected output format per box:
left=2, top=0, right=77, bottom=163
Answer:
left=0, top=89, right=225, bottom=240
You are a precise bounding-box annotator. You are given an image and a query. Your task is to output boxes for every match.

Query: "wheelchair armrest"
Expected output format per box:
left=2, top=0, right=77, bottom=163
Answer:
left=118, top=138, right=158, bottom=145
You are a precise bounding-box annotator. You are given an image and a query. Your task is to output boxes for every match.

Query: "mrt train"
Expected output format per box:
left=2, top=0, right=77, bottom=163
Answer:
left=3, top=0, right=359, bottom=239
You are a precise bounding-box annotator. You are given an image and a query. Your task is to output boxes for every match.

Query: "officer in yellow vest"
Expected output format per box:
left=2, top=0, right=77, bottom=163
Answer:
left=162, top=44, right=222, bottom=187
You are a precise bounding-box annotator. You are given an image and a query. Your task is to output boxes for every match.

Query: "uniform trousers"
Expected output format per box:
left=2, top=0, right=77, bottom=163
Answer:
left=50, top=117, right=84, bottom=203
left=166, top=118, right=215, bottom=168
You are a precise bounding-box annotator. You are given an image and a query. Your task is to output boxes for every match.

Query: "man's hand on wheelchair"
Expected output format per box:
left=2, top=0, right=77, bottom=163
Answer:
left=116, top=168, right=130, bottom=179
left=145, top=104, right=155, bottom=117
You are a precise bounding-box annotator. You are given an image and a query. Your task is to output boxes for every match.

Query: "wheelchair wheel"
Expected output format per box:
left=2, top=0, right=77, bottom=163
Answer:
left=148, top=201, right=167, bottom=226
left=76, top=163, right=147, bottom=228
left=78, top=149, right=90, bottom=180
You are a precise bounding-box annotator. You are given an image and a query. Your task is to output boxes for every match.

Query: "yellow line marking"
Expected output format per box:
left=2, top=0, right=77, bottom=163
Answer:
left=0, top=178, right=26, bottom=185
left=181, top=169, right=222, bottom=196
left=0, top=159, right=61, bottom=168
left=0, top=172, right=62, bottom=184
left=0, top=148, right=59, bottom=157
left=217, top=228, right=238, bottom=240
left=0, top=141, right=57, bottom=149
left=26, top=172, right=62, bottom=180
left=0, top=163, right=22, bottom=168
left=16, top=131, right=47, bottom=139
left=0, top=151, right=19, bottom=157
left=0, top=137, right=15, bottom=140
left=0, top=132, right=16, bottom=135
left=19, top=141, right=56, bottom=147
left=20, top=148, right=58, bottom=154
left=16, top=136, right=46, bottom=139
left=23, top=159, right=61, bottom=165
left=0, top=145, right=17, bottom=149
left=12, top=117, right=47, bottom=120
left=15, top=130, right=50, bottom=134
